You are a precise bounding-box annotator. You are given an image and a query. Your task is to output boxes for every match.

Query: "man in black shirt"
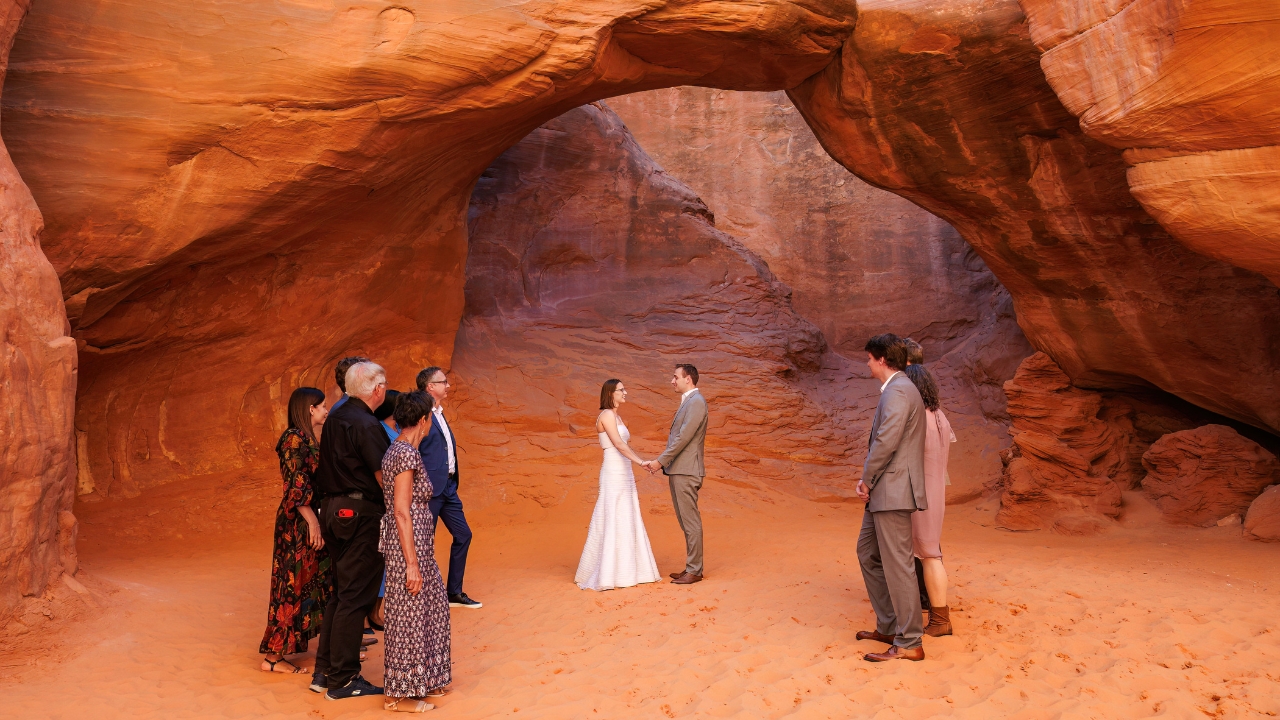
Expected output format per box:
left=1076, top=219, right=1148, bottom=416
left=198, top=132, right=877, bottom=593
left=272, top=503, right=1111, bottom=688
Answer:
left=313, top=360, right=390, bottom=700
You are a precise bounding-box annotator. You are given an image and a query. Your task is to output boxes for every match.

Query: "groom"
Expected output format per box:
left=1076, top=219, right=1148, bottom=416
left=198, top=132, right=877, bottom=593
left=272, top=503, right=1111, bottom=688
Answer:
left=643, top=364, right=708, bottom=585
left=855, top=334, right=928, bottom=662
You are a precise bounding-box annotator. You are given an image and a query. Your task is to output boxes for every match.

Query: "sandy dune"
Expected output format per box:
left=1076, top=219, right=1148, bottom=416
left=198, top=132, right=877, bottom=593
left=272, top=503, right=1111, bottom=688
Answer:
left=3, top=473, right=1279, bottom=719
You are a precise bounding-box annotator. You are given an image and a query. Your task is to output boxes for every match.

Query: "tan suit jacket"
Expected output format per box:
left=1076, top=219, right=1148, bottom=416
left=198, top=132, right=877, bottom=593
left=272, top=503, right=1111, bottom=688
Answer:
left=657, top=390, right=708, bottom=477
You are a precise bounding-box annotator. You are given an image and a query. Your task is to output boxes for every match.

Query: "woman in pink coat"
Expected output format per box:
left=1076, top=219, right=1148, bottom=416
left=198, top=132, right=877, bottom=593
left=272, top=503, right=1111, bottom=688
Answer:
left=904, top=341, right=956, bottom=637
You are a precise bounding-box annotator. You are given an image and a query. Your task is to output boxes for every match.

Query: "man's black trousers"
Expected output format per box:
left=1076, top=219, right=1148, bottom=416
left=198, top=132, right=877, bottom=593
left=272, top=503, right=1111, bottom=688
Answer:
left=316, top=499, right=385, bottom=689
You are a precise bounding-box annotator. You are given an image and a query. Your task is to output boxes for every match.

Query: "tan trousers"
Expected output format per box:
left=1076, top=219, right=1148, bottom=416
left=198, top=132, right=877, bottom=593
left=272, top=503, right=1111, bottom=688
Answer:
left=668, top=473, right=704, bottom=576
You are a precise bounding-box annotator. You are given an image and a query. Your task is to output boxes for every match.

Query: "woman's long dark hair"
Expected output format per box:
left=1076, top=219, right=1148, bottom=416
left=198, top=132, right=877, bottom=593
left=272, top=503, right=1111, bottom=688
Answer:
left=287, top=387, right=326, bottom=443
left=903, top=364, right=940, bottom=412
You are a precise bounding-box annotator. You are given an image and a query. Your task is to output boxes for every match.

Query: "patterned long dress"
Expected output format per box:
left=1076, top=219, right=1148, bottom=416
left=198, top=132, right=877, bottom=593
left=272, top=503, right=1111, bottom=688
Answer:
left=259, top=428, right=332, bottom=655
left=380, top=440, right=451, bottom=696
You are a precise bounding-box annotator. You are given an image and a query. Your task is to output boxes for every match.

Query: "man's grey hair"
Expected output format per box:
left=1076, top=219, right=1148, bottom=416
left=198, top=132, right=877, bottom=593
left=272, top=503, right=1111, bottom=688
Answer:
left=345, top=361, right=386, bottom=400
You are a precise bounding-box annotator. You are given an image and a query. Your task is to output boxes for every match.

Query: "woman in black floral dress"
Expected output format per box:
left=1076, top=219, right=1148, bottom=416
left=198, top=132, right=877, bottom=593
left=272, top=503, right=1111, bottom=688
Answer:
left=380, top=390, right=451, bottom=712
left=259, top=387, right=331, bottom=673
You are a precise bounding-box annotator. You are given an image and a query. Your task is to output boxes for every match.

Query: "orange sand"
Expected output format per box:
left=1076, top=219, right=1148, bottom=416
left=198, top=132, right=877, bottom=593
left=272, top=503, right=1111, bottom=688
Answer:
left=3, top=474, right=1280, bottom=719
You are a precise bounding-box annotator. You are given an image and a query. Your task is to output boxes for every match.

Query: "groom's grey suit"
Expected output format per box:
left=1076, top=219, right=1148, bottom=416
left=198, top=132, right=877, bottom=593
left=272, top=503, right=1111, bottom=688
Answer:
left=656, top=388, right=709, bottom=576
left=857, top=372, right=928, bottom=649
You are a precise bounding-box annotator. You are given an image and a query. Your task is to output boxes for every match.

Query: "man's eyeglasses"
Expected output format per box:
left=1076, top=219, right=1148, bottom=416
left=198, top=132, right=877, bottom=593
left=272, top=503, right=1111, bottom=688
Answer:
left=428, top=379, right=450, bottom=387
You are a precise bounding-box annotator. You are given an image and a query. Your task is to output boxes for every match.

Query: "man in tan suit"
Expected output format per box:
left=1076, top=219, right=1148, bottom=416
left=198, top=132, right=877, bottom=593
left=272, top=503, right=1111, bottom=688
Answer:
left=855, top=334, right=928, bottom=662
left=643, top=364, right=708, bottom=585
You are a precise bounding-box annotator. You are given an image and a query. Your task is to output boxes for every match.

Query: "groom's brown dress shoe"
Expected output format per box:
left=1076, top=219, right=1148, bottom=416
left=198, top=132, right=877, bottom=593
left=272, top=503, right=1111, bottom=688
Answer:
left=864, top=645, right=924, bottom=662
left=669, top=572, right=685, bottom=580
left=855, top=630, right=896, bottom=644
left=671, top=572, right=703, bottom=585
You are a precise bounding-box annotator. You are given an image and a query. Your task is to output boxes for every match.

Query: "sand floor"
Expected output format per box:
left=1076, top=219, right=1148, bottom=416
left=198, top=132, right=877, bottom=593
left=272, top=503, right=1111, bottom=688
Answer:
left=4, top=474, right=1280, bottom=719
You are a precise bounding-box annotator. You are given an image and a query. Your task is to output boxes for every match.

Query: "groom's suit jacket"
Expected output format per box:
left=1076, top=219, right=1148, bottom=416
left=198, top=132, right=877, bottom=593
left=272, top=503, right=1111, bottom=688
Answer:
left=862, top=373, right=928, bottom=513
left=657, top=389, right=709, bottom=477
left=418, top=411, right=458, bottom=499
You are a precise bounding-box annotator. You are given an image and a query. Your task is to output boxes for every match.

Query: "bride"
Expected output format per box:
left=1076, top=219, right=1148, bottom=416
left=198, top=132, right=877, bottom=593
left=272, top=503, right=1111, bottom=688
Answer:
left=575, top=379, right=661, bottom=591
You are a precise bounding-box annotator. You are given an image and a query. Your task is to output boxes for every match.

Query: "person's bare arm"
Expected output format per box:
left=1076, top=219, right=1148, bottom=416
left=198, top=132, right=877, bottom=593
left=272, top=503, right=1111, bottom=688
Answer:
left=296, top=505, right=323, bottom=549
left=393, top=470, right=422, bottom=595
left=598, top=411, right=647, bottom=466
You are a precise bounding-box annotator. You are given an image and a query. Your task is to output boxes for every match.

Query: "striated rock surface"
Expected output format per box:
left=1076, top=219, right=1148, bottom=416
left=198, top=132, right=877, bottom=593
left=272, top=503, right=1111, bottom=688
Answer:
left=997, top=353, right=1134, bottom=533
left=607, top=87, right=1031, bottom=502
left=2, top=0, right=856, bottom=494
left=1244, top=485, right=1280, bottom=543
left=0, top=0, right=78, bottom=620
left=1141, top=425, right=1280, bottom=527
left=1022, top=0, right=1280, bottom=285
left=453, top=103, right=874, bottom=506
left=789, top=0, right=1280, bottom=437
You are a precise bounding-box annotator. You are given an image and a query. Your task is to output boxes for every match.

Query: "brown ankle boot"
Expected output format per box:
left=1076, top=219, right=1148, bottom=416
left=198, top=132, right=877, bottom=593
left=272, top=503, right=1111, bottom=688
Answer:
left=924, top=606, right=952, bottom=637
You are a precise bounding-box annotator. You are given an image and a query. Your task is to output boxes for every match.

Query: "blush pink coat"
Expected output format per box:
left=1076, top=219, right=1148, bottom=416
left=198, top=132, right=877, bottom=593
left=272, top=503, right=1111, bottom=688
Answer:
left=911, top=409, right=955, bottom=559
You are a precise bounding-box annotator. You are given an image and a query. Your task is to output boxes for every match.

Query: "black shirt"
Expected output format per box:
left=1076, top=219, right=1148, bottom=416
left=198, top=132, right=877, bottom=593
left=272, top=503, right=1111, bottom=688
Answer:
left=316, top=396, right=390, bottom=508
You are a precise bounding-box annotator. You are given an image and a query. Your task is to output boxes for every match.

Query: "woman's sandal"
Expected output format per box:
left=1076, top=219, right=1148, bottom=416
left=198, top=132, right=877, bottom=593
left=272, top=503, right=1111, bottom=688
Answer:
left=424, top=687, right=448, bottom=698
left=385, top=698, right=434, bottom=713
left=261, top=657, right=304, bottom=674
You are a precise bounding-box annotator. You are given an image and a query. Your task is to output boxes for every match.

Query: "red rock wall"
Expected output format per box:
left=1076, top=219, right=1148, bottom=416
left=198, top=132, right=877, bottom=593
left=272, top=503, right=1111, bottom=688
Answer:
left=454, top=103, right=875, bottom=506
left=1141, top=425, right=1280, bottom=527
left=0, top=0, right=78, bottom=619
left=606, top=87, right=1031, bottom=501
left=1021, top=0, right=1280, bottom=286
left=789, top=0, right=1280, bottom=438
left=2, top=0, right=855, bottom=495
left=997, top=353, right=1133, bottom=533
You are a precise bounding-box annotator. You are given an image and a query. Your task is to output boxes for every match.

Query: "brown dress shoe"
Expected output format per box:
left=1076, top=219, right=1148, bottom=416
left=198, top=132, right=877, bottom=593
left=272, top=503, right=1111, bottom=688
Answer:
left=669, top=572, right=685, bottom=580
left=855, top=630, right=895, bottom=644
left=924, top=606, right=953, bottom=637
left=671, top=572, right=703, bottom=585
left=864, top=645, right=924, bottom=662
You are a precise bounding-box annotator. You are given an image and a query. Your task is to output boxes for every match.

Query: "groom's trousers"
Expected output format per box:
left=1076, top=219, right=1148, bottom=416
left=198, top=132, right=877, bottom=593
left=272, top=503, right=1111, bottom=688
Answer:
left=856, top=508, right=923, bottom=649
left=668, top=473, right=704, bottom=576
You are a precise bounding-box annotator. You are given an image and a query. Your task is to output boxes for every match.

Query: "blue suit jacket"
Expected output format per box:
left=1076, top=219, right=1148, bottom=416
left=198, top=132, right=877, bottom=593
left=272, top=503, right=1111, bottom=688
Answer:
left=417, top=413, right=457, bottom=498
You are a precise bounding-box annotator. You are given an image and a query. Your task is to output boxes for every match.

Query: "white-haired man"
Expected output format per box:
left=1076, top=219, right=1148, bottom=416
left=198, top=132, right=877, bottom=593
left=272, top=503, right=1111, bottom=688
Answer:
left=314, top=361, right=390, bottom=699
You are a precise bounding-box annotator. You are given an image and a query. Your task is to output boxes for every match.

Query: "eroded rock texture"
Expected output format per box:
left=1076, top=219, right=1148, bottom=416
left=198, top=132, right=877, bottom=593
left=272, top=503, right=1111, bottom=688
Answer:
left=997, top=353, right=1135, bottom=533
left=454, top=103, right=874, bottom=506
left=789, top=0, right=1280, bottom=437
left=1141, top=425, right=1280, bottom=527
left=1245, top=485, right=1280, bottom=543
left=0, top=0, right=77, bottom=619
left=1022, top=0, right=1280, bottom=286
left=607, top=87, right=1031, bottom=501
left=3, top=0, right=856, bottom=495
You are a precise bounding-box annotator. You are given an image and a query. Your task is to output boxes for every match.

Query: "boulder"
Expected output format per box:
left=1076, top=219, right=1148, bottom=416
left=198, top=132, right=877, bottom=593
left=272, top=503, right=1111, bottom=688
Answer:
left=1142, top=425, right=1280, bottom=526
left=1245, top=486, right=1280, bottom=542
left=995, top=353, right=1134, bottom=532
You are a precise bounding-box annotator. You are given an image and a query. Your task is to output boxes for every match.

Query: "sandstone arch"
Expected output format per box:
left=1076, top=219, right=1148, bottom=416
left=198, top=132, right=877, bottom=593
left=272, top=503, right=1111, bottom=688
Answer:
left=2, top=0, right=1278, bottom=616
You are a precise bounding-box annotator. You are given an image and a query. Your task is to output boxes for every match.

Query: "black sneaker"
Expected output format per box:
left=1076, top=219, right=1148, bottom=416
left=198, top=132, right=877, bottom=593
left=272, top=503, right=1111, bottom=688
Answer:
left=309, top=672, right=326, bottom=694
left=324, top=675, right=383, bottom=701
left=448, top=592, right=483, bottom=609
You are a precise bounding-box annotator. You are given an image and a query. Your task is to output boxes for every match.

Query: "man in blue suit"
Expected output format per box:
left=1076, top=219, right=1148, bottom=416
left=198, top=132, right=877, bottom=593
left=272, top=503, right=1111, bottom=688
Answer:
left=415, top=366, right=482, bottom=609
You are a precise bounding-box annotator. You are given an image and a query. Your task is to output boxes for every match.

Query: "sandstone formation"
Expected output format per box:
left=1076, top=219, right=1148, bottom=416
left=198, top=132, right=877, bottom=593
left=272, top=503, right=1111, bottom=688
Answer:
left=1244, top=485, right=1280, bottom=543
left=454, top=103, right=870, bottom=505
left=1021, top=0, right=1280, bottom=286
left=0, top=0, right=78, bottom=620
left=607, top=87, right=1031, bottom=501
left=997, top=353, right=1134, bottom=533
left=789, top=0, right=1280, bottom=436
left=1141, top=425, right=1280, bottom=527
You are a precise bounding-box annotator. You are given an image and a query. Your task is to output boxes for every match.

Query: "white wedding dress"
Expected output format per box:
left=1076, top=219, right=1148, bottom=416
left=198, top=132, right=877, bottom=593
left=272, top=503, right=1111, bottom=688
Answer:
left=575, top=416, right=660, bottom=591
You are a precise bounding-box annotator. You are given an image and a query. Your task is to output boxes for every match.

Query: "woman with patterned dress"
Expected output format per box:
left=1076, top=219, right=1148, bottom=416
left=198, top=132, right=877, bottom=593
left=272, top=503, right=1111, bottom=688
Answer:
left=380, top=390, right=451, bottom=713
left=259, top=387, right=331, bottom=674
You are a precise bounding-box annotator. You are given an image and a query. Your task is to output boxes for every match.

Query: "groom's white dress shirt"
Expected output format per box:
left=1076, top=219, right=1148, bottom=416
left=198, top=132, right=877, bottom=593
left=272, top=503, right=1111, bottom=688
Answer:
left=879, top=370, right=901, bottom=392
left=680, top=388, right=699, bottom=407
left=433, top=405, right=457, bottom=474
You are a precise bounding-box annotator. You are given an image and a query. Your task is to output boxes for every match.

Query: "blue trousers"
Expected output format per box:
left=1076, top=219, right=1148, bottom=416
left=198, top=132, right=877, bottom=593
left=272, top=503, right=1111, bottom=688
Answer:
left=427, top=476, right=472, bottom=596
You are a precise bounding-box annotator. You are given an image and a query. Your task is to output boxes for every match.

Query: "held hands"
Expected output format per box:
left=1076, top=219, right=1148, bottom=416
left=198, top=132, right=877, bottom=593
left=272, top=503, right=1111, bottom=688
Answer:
left=640, top=460, right=661, bottom=475
left=405, top=566, right=423, bottom=596
left=855, top=479, right=869, bottom=502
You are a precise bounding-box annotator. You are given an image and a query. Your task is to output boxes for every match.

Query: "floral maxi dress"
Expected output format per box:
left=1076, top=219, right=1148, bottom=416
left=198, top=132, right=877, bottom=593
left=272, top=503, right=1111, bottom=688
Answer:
left=380, top=440, right=452, bottom=696
left=259, top=428, right=332, bottom=655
